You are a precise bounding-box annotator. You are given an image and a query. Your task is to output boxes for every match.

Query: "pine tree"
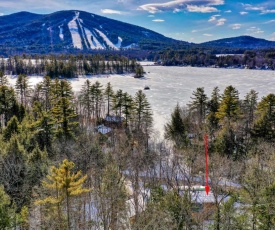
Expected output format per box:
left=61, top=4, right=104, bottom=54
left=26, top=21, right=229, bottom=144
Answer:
left=0, top=71, right=8, bottom=86
left=36, top=159, right=90, bottom=229
left=122, top=92, right=134, bottom=128
left=0, top=86, right=19, bottom=127
left=133, top=90, right=153, bottom=132
left=207, top=86, right=220, bottom=131
left=0, top=136, right=29, bottom=210
left=164, top=103, right=188, bottom=149
left=15, top=74, right=30, bottom=107
left=50, top=80, right=78, bottom=139
left=189, top=87, right=208, bottom=125
left=252, top=93, right=275, bottom=141
left=78, top=79, right=93, bottom=126
left=104, top=82, right=114, bottom=116
left=216, top=85, right=240, bottom=124
left=3, top=116, right=21, bottom=141
left=0, top=185, right=17, bottom=229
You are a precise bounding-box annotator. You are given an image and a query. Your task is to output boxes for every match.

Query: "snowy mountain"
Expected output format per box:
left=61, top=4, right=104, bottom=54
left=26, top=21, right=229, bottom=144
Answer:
left=0, top=10, right=188, bottom=54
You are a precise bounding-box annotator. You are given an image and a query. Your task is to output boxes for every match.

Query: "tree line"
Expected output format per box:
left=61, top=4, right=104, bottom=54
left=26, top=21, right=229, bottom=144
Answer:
left=156, top=49, right=275, bottom=70
left=0, top=54, right=143, bottom=78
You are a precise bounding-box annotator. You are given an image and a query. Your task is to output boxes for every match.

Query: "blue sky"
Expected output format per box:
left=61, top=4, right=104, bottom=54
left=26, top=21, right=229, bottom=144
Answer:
left=1, top=0, right=275, bottom=43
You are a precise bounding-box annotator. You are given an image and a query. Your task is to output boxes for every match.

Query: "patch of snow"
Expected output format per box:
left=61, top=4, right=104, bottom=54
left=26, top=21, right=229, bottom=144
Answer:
left=84, top=28, right=104, bottom=49
left=99, top=25, right=103, bottom=29
left=91, top=14, right=94, bottom=17
left=94, top=28, right=119, bottom=50
left=68, top=11, right=82, bottom=49
left=124, top=43, right=138, bottom=49
left=42, top=23, right=45, bottom=26
left=58, top=25, right=64, bottom=41
left=96, top=125, right=112, bottom=135
left=115, top=36, right=123, bottom=48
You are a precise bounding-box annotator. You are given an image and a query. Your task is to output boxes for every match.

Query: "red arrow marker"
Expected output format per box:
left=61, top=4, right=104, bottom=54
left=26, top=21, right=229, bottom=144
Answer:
left=204, top=134, right=210, bottom=195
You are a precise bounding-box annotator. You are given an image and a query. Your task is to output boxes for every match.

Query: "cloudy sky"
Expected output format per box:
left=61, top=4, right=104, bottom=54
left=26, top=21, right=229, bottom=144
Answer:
left=1, top=0, right=275, bottom=43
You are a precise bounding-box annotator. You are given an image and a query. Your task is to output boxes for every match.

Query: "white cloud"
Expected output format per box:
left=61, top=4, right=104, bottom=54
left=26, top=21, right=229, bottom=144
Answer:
left=230, top=23, right=241, bottom=29
left=264, top=20, right=275, bottom=24
left=192, top=30, right=198, bottom=32
left=208, top=15, right=225, bottom=26
left=203, top=33, right=213, bottom=36
left=0, top=13, right=4, bottom=16
left=240, top=11, right=248, bottom=15
left=139, top=0, right=224, bottom=14
left=152, top=19, right=165, bottom=22
left=242, top=3, right=275, bottom=14
left=173, top=8, right=181, bottom=13
left=225, top=10, right=232, bottom=13
left=261, top=9, right=275, bottom=14
left=148, top=14, right=155, bottom=17
left=247, top=27, right=264, bottom=34
left=101, top=9, right=122, bottom=14
left=187, top=5, right=219, bottom=13
left=243, top=4, right=264, bottom=11
left=216, top=18, right=226, bottom=26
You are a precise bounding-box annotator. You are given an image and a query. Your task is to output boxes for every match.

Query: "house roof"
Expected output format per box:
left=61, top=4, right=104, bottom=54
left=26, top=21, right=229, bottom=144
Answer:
left=105, top=115, right=125, bottom=123
left=96, top=124, right=112, bottom=135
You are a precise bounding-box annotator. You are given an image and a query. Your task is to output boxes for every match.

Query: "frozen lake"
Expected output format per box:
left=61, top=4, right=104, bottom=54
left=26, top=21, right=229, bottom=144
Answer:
left=7, top=66, right=275, bottom=137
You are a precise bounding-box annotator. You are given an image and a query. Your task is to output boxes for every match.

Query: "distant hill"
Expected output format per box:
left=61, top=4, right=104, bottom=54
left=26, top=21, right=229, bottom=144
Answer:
left=0, top=10, right=189, bottom=55
left=200, top=36, right=275, bottom=49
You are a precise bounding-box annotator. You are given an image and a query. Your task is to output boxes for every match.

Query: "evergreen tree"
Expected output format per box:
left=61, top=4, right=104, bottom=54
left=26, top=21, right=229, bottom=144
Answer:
left=15, top=74, right=30, bottom=107
left=92, top=81, right=103, bottom=121
left=216, top=85, right=240, bottom=124
left=0, top=86, right=19, bottom=127
left=79, top=79, right=93, bottom=126
left=0, top=71, right=8, bottom=86
left=50, top=80, right=78, bottom=139
left=207, top=86, right=220, bottom=131
left=40, top=76, right=52, bottom=112
left=36, top=159, right=90, bottom=229
left=0, top=185, right=17, bottom=229
left=252, top=93, right=275, bottom=141
left=133, top=90, right=153, bottom=132
left=0, top=136, right=29, bottom=210
left=104, top=82, right=114, bottom=116
left=189, top=87, right=208, bottom=125
left=122, top=92, right=134, bottom=128
left=3, top=116, right=21, bottom=141
left=165, top=103, right=188, bottom=149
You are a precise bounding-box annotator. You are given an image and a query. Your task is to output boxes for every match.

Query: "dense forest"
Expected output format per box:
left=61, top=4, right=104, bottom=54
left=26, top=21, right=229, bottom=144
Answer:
left=1, top=63, right=275, bottom=229
left=0, top=54, right=144, bottom=78
left=157, top=49, right=275, bottom=70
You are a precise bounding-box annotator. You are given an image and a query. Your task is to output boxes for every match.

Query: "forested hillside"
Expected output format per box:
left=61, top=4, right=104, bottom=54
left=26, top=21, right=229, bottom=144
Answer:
left=1, top=59, right=275, bottom=228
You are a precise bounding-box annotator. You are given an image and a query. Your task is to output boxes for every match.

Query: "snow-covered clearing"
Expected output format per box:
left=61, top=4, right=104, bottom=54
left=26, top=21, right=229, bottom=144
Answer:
left=94, top=29, right=119, bottom=50
left=7, top=65, right=275, bottom=137
left=84, top=28, right=104, bottom=49
left=115, top=36, right=123, bottom=49
left=58, top=25, right=64, bottom=41
left=68, top=11, right=82, bottom=49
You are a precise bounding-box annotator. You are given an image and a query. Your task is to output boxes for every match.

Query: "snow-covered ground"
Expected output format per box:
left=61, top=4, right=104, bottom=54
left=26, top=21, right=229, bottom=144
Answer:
left=7, top=66, right=275, bottom=137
